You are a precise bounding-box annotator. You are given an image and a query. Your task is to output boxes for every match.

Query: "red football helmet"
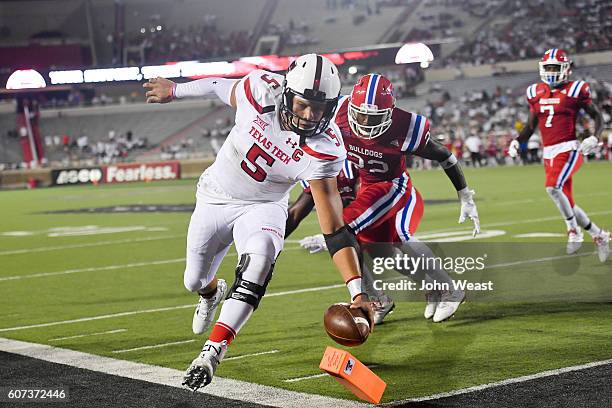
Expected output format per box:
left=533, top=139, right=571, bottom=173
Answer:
left=539, top=48, right=572, bottom=87
left=348, top=74, right=395, bottom=140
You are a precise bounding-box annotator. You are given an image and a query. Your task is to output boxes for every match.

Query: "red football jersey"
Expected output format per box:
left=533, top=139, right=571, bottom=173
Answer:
left=526, top=80, right=592, bottom=147
left=334, top=96, right=430, bottom=186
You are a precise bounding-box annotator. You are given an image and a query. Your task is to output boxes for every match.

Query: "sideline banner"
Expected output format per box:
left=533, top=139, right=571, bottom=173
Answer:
left=103, top=161, right=180, bottom=184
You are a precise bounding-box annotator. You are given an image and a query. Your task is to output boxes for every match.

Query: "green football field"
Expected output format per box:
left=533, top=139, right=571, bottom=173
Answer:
left=1, top=162, right=611, bottom=403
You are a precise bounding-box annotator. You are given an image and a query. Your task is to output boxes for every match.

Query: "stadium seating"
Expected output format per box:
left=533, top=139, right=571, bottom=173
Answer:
left=267, top=0, right=403, bottom=53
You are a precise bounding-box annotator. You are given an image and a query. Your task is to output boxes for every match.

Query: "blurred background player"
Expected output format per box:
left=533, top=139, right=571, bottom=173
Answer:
left=509, top=49, right=610, bottom=262
left=293, top=73, right=480, bottom=323
left=143, top=54, right=373, bottom=391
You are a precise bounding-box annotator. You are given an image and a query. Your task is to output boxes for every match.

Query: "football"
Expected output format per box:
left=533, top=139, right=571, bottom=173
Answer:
left=323, top=303, right=371, bottom=347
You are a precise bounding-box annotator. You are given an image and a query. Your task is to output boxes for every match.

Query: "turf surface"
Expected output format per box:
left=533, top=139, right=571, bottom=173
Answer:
left=1, top=162, right=611, bottom=403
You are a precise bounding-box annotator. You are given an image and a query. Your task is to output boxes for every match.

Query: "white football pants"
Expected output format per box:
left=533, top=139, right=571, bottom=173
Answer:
left=183, top=199, right=287, bottom=293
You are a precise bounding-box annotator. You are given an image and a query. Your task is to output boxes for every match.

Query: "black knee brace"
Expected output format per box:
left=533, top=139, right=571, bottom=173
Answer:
left=226, top=254, right=274, bottom=309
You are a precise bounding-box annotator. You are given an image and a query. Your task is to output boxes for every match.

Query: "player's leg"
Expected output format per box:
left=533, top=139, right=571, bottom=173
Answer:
left=544, top=151, right=582, bottom=253
left=183, top=202, right=285, bottom=390
left=394, top=187, right=464, bottom=322
left=344, top=174, right=410, bottom=236
left=184, top=201, right=234, bottom=335
left=568, top=174, right=611, bottom=262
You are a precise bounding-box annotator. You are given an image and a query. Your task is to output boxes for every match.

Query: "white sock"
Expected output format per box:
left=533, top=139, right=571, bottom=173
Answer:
left=216, top=298, right=253, bottom=333
left=574, top=205, right=601, bottom=237
left=565, top=216, right=579, bottom=231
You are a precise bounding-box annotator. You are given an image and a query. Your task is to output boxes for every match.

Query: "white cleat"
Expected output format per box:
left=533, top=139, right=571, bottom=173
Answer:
left=566, top=228, right=584, bottom=254
left=373, top=295, right=395, bottom=325
left=593, top=230, right=610, bottom=263
left=433, top=289, right=465, bottom=323
left=192, top=279, right=227, bottom=335
left=424, top=290, right=440, bottom=320
left=182, top=340, right=227, bottom=391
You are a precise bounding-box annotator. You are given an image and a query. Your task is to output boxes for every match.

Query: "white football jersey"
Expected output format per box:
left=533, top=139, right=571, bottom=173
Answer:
left=198, top=69, right=346, bottom=206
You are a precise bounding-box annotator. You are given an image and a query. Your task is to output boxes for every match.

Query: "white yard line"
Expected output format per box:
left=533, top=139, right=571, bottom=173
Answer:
left=385, top=359, right=612, bottom=406
left=112, top=339, right=195, bottom=354
left=0, top=338, right=369, bottom=408
left=49, top=329, right=127, bottom=342
left=0, top=234, right=184, bottom=256
left=0, top=246, right=302, bottom=282
left=420, top=209, right=612, bottom=235
left=284, top=373, right=328, bottom=383
left=0, top=258, right=186, bottom=282
left=284, top=365, right=380, bottom=383
left=0, top=281, right=346, bottom=333
left=224, top=349, right=280, bottom=361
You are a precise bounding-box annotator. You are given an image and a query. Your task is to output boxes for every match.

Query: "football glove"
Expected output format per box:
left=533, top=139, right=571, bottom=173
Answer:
left=508, top=139, right=520, bottom=158
left=458, top=187, right=481, bottom=237
left=299, top=234, right=327, bottom=254
left=579, top=136, right=600, bottom=156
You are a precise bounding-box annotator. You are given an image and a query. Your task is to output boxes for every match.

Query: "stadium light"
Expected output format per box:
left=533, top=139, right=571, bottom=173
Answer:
left=395, top=43, right=434, bottom=66
left=6, top=69, right=47, bottom=89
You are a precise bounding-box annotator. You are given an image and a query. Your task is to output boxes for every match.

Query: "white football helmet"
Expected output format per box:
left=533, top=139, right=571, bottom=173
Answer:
left=281, top=54, right=341, bottom=137
left=539, top=48, right=572, bottom=87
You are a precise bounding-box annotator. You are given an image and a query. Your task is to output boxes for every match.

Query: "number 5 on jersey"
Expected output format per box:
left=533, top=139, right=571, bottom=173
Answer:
left=540, top=105, right=555, bottom=128
left=241, top=144, right=275, bottom=182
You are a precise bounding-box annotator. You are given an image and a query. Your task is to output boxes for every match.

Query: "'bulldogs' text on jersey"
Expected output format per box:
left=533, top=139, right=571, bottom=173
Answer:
left=334, top=96, right=430, bottom=186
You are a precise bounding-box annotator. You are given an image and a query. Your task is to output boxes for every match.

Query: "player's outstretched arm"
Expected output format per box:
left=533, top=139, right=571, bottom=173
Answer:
left=416, top=138, right=480, bottom=236
left=143, top=76, right=239, bottom=107
left=309, top=177, right=374, bottom=326
left=285, top=191, right=315, bottom=238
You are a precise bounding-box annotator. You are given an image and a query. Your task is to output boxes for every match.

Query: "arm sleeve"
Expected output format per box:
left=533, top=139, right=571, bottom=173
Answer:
left=174, top=77, right=239, bottom=106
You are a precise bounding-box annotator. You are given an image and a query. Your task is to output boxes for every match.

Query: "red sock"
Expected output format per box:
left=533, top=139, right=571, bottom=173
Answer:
left=209, top=322, right=237, bottom=345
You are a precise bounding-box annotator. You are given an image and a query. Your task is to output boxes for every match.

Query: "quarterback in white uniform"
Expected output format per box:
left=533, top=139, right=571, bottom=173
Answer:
left=144, top=54, right=373, bottom=391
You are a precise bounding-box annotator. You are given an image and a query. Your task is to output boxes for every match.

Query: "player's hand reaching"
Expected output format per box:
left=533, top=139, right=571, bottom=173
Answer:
left=508, top=139, right=520, bottom=158
left=579, top=136, right=600, bottom=156
left=458, top=187, right=480, bottom=237
left=143, top=77, right=176, bottom=104
left=350, top=293, right=374, bottom=333
left=299, top=234, right=327, bottom=253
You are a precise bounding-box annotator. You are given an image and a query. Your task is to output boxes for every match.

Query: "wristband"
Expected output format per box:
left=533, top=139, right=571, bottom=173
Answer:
left=440, top=153, right=458, bottom=169
left=346, top=276, right=365, bottom=301
left=171, top=82, right=177, bottom=99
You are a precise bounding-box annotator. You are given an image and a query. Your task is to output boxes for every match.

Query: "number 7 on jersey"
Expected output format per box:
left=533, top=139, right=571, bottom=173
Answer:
left=540, top=105, right=555, bottom=128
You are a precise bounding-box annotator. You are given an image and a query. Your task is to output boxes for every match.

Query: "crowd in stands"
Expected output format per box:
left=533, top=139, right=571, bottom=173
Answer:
left=404, top=0, right=502, bottom=43
left=265, top=19, right=319, bottom=48
left=445, top=0, right=612, bottom=66
left=159, top=117, right=232, bottom=160
left=127, top=14, right=251, bottom=64
left=42, top=129, right=149, bottom=166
